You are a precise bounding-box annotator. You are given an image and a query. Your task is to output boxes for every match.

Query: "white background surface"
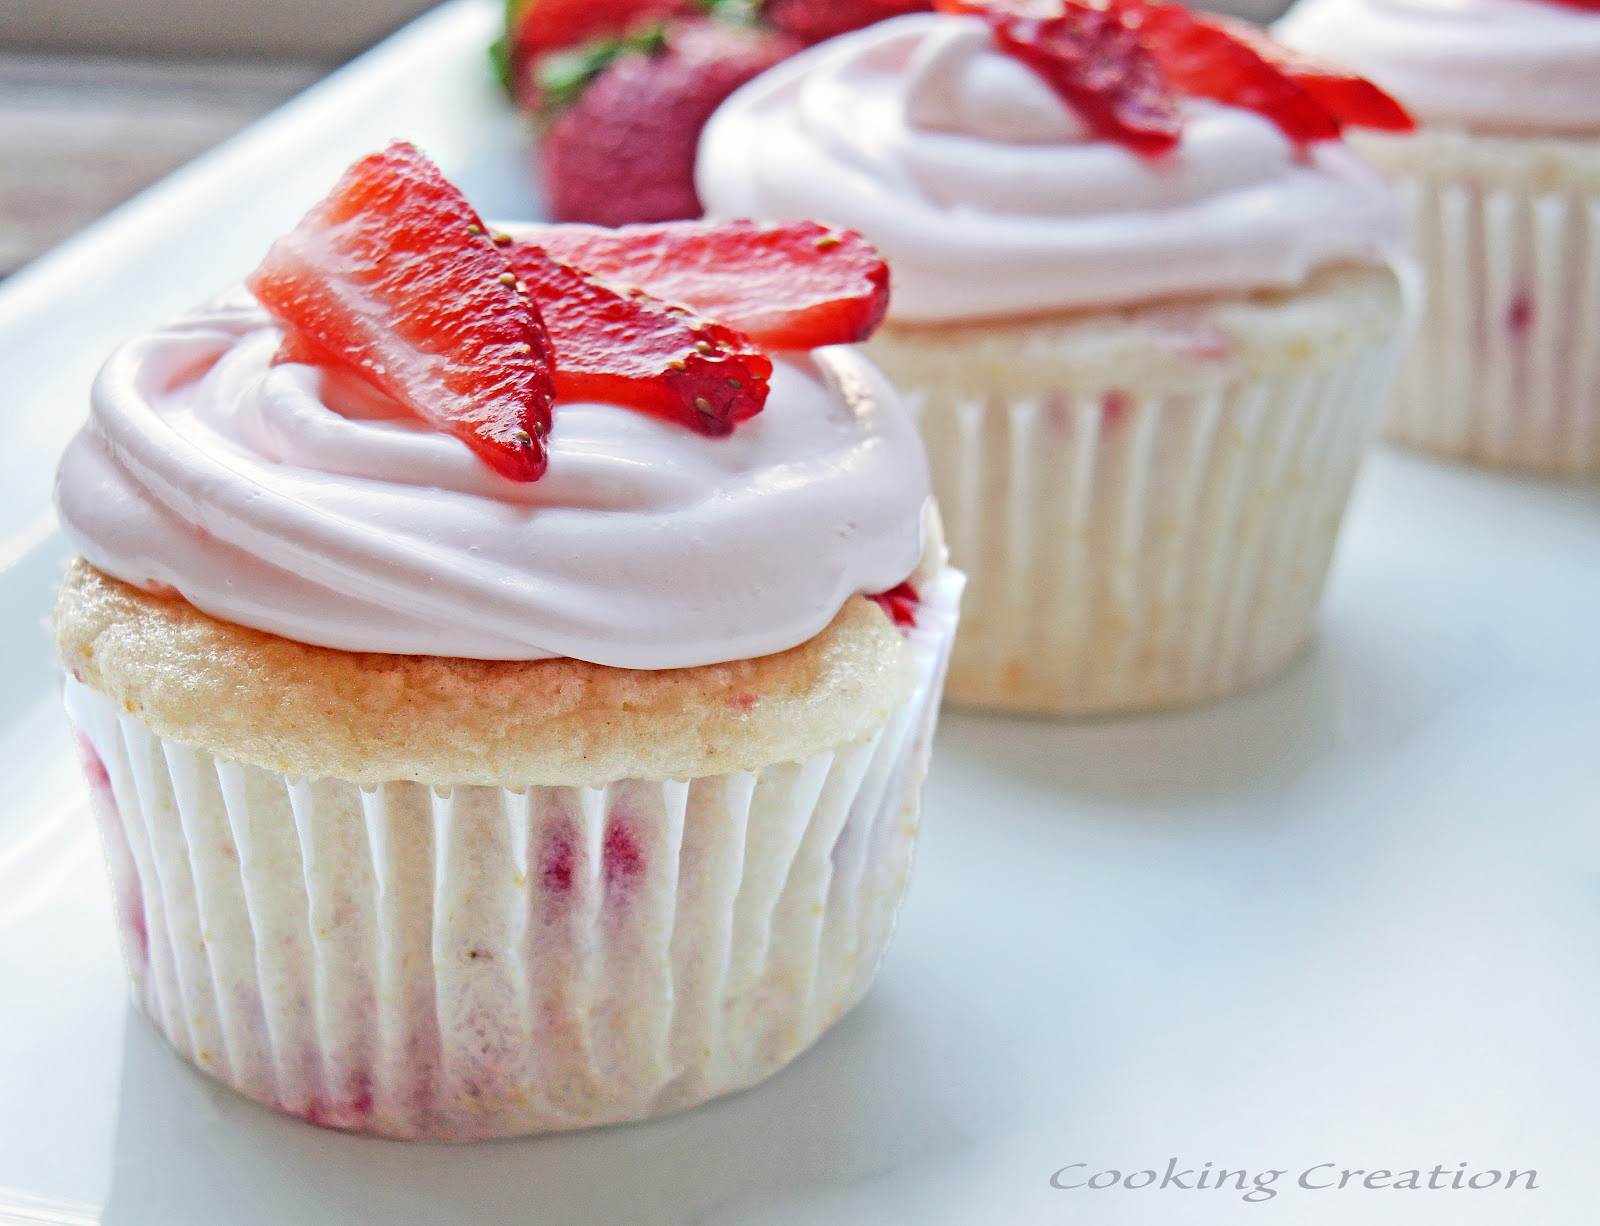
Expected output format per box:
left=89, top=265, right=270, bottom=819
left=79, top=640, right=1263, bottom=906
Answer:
left=1, top=2, right=1597, bottom=1222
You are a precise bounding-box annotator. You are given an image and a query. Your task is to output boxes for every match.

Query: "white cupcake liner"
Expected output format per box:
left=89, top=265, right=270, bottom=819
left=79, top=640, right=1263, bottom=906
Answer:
left=64, top=570, right=961, bottom=1141
left=1386, top=167, right=1600, bottom=476
left=907, top=349, right=1398, bottom=714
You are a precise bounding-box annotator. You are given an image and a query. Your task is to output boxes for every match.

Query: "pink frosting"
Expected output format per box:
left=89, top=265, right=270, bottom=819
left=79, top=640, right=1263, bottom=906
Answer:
left=55, top=292, right=932, bottom=667
left=696, top=14, right=1403, bottom=323
left=1278, top=0, right=1600, bottom=134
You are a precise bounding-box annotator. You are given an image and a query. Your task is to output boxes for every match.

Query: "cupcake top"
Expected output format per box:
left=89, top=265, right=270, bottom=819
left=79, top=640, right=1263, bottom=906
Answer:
left=696, top=5, right=1411, bottom=324
left=1277, top=0, right=1600, bottom=135
left=56, top=144, right=931, bottom=670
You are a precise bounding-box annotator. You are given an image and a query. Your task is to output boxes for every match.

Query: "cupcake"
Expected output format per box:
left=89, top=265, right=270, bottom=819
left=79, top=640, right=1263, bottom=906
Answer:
left=54, top=143, right=960, bottom=1140
left=697, top=1, right=1413, bottom=715
left=1277, top=0, right=1600, bottom=477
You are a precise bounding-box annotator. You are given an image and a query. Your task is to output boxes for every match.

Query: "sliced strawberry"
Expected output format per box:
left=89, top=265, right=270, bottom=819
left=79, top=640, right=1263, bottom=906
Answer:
left=1182, top=12, right=1413, bottom=133
left=249, top=141, right=556, bottom=481
left=272, top=330, right=323, bottom=367
left=935, top=0, right=1183, bottom=155
left=508, top=244, right=772, bottom=435
left=1284, top=70, right=1412, bottom=134
left=868, top=581, right=918, bottom=628
left=510, top=220, right=890, bottom=349
left=1125, top=3, right=1342, bottom=144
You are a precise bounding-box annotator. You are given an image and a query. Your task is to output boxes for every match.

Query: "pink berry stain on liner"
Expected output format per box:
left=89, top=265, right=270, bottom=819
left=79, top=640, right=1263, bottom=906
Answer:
left=541, top=829, right=577, bottom=894
left=1041, top=390, right=1142, bottom=436
left=299, top=1074, right=376, bottom=1132
left=1507, top=293, right=1534, bottom=337
left=1102, top=389, right=1133, bottom=431
left=76, top=729, right=111, bottom=791
left=602, top=820, right=645, bottom=890
left=75, top=729, right=150, bottom=969
left=540, top=814, right=645, bottom=898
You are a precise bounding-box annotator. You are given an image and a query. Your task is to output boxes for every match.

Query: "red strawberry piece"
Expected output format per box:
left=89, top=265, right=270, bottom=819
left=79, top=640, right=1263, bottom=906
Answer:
left=248, top=141, right=556, bottom=481
left=539, top=19, right=801, bottom=226
left=1177, top=11, right=1413, bottom=133
left=508, top=243, right=772, bottom=435
left=935, top=0, right=1183, bottom=155
left=1124, top=3, right=1343, bottom=143
left=762, top=0, right=935, bottom=45
left=272, top=330, right=323, bottom=367
left=1281, top=67, right=1413, bottom=134
left=868, top=580, right=918, bottom=628
left=1538, top=0, right=1600, bottom=9
left=508, top=0, right=694, bottom=65
left=510, top=220, right=891, bottom=349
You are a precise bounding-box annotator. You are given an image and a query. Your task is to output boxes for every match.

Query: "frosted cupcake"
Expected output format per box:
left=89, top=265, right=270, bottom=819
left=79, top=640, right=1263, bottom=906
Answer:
left=1277, top=0, right=1600, bottom=476
left=54, top=143, right=960, bottom=1140
left=697, top=2, right=1412, bottom=715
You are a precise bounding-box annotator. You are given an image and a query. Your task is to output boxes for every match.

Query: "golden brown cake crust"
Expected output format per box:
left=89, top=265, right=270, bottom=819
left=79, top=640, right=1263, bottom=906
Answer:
left=870, top=261, right=1404, bottom=392
left=55, top=560, right=916, bottom=788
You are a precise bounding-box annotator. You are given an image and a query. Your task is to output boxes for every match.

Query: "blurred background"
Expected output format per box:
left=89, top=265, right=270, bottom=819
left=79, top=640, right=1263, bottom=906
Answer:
left=0, top=0, right=443, bottom=278
left=0, top=0, right=1292, bottom=278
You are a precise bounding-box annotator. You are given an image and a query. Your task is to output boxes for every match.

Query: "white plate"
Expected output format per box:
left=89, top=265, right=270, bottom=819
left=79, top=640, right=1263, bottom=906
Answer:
left=2, top=4, right=1598, bottom=1223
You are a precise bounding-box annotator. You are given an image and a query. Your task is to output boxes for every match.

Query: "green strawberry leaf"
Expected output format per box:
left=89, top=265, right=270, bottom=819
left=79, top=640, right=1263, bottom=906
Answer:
left=533, top=23, right=671, bottom=114
left=489, top=33, right=513, bottom=93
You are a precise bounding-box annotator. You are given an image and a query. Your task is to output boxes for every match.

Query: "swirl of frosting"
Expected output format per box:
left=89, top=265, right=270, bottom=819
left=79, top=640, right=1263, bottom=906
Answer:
left=55, top=293, right=931, bottom=667
left=695, top=14, right=1402, bottom=324
left=1277, top=0, right=1600, bottom=134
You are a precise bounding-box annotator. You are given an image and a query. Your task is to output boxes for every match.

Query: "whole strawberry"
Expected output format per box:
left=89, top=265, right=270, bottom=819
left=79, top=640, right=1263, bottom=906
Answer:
left=762, top=0, right=934, bottom=45
left=539, top=19, right=800, bottom=226
left=500, top=0, right=696, bottom=104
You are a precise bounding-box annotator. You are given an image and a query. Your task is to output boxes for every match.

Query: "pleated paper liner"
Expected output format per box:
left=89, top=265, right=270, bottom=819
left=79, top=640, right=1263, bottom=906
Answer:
left=872, top=291, right=1402, bottom=715
left=65, top=569, right=962, bottom=1141
left=1365, top=129, right=1600, bottom=477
